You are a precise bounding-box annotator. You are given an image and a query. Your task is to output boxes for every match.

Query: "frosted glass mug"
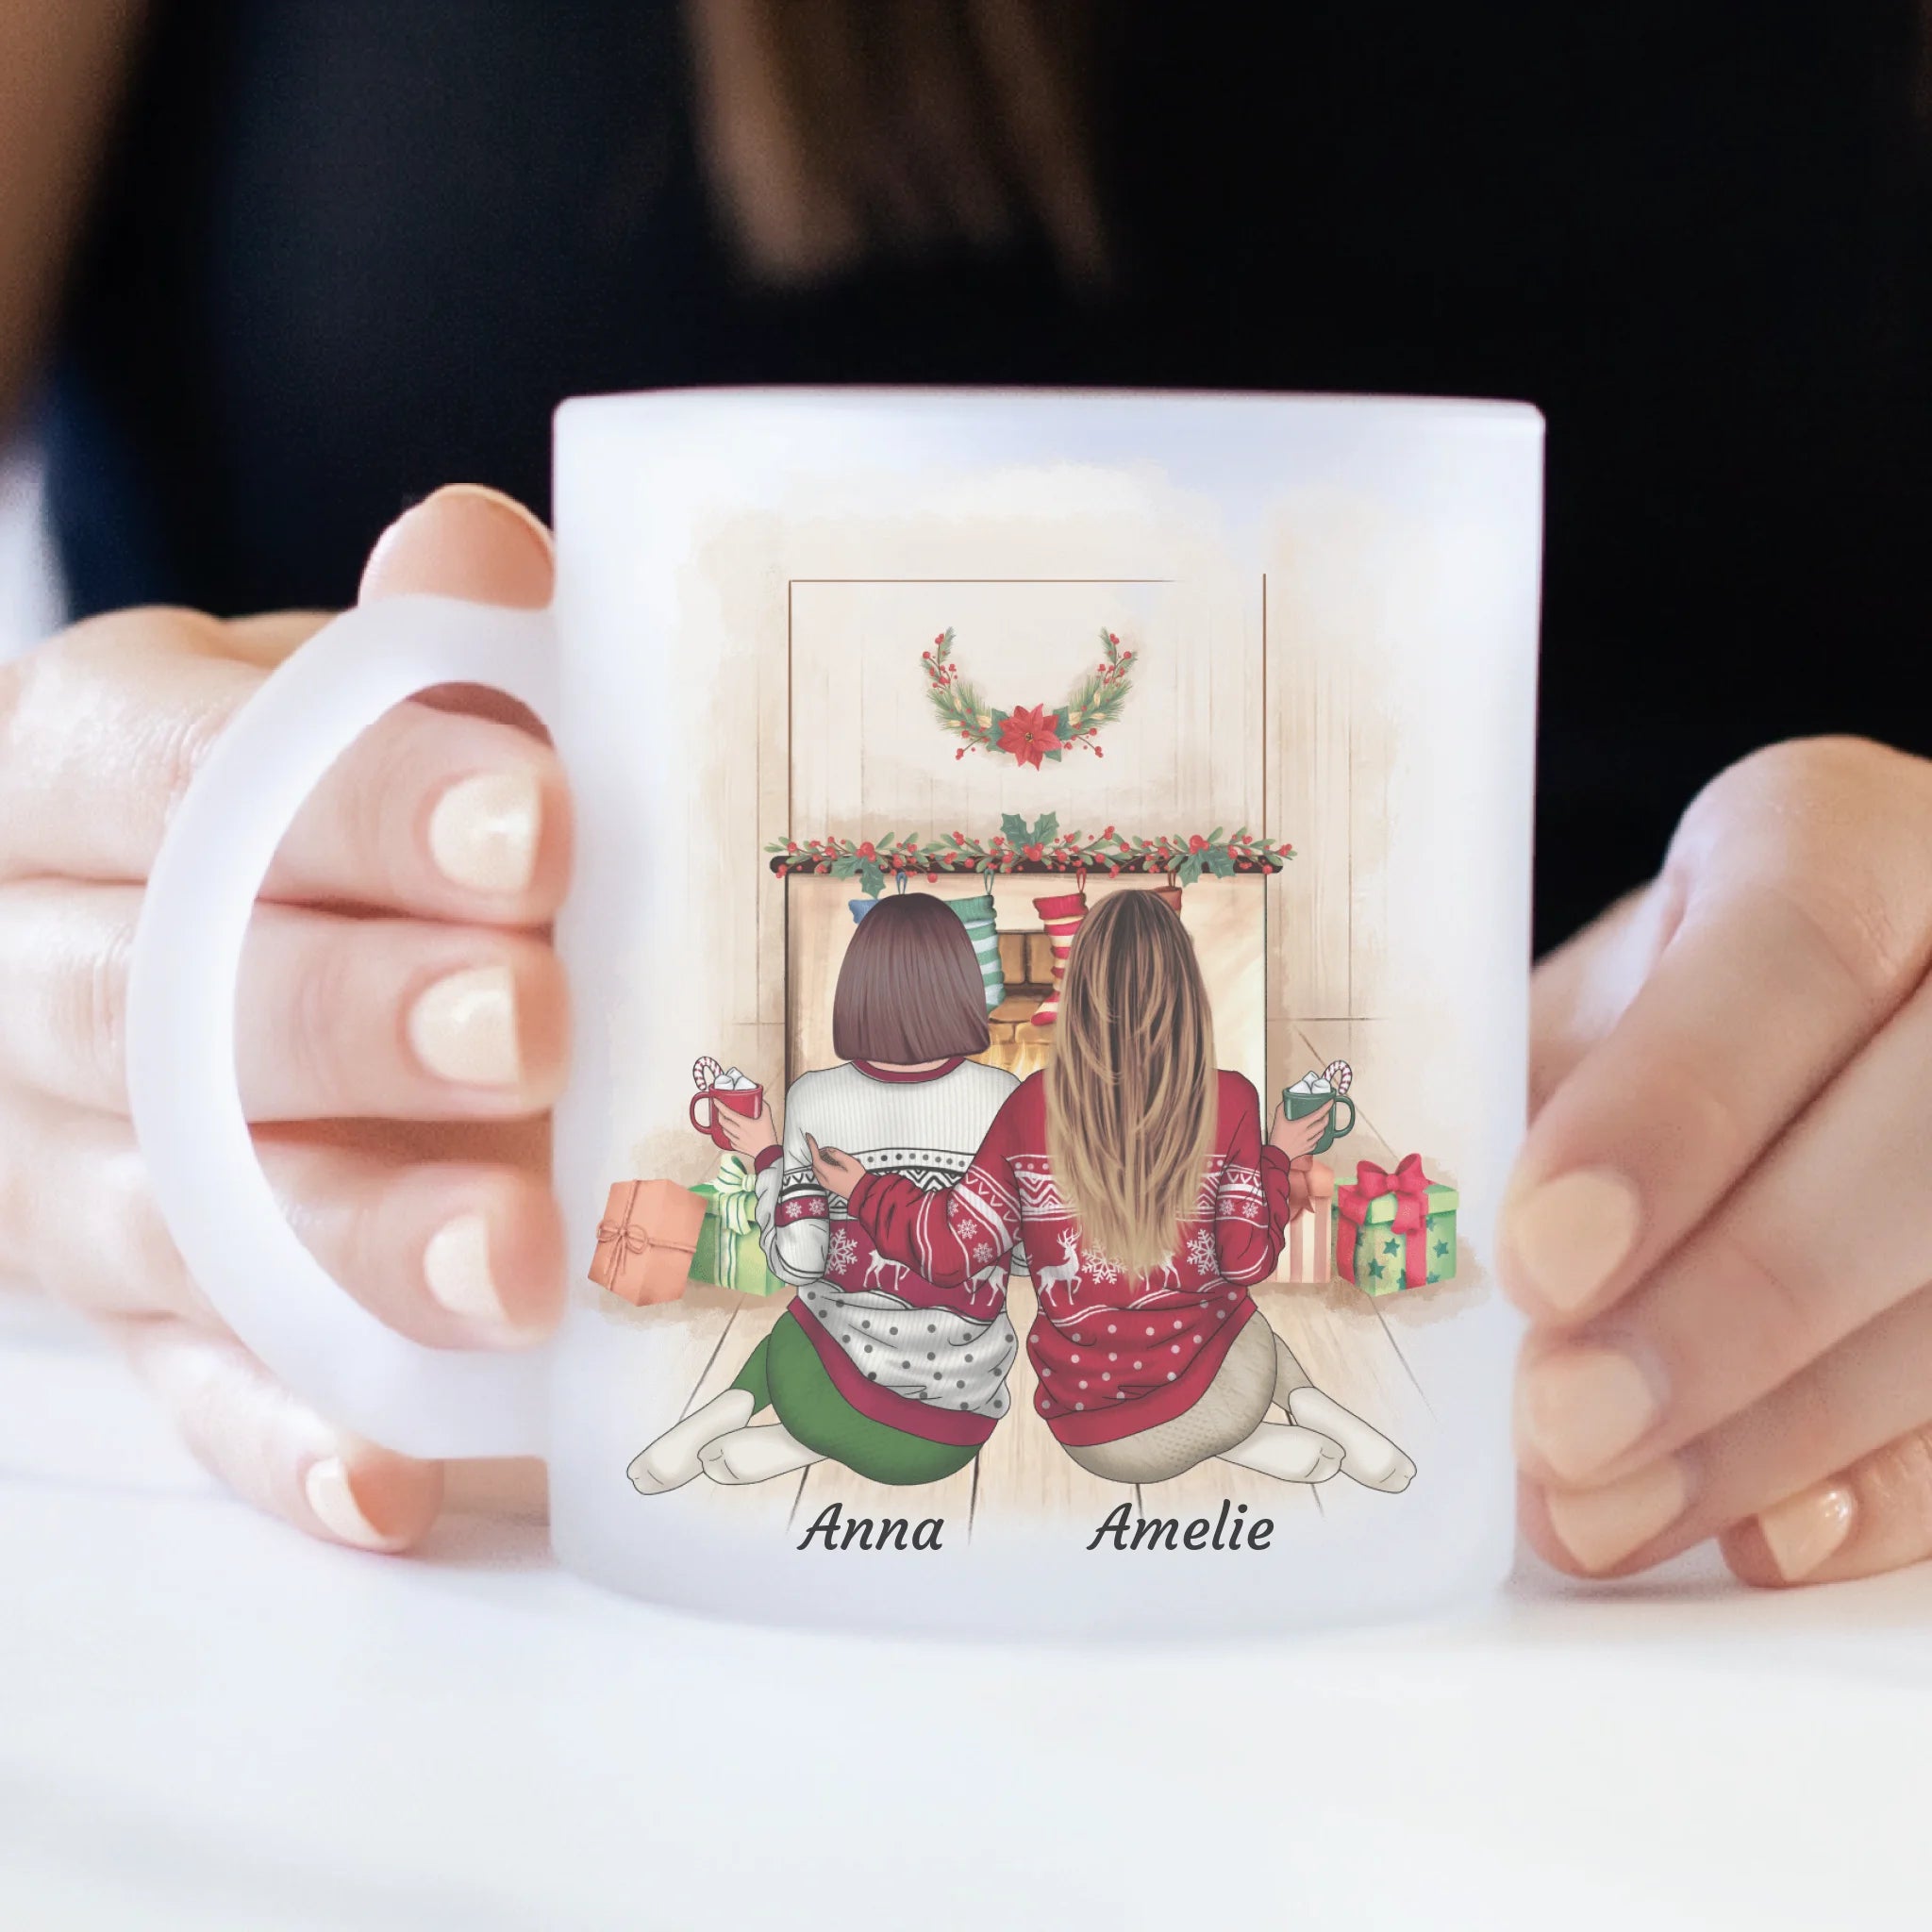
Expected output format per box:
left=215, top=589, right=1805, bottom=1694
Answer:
left=125, top=388, right=1541, bottom=1636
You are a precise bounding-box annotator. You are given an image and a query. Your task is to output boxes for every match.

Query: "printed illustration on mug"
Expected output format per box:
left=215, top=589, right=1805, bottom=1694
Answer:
left=587, top=575, right=1481, bottom=1541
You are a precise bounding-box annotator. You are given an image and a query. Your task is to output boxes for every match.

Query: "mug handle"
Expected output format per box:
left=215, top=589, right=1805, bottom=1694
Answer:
left=688, top=1092, right=716, bottom=1137
left=1330, top=1095, right=1357, bottom=1138
left=125, top=595, right=559, bottom=1460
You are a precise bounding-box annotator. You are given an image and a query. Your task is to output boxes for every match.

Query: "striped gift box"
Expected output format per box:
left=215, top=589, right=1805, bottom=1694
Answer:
left=1279, top=1160, right=1335, bottom=1283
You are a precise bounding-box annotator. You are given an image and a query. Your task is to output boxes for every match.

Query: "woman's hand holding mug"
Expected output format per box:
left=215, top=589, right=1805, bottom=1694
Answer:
left=0, top=486, right=573, bottom=1551
left=716, top=1097, right=779, bottom=1161
left=1267, top=1099, right=1332, bottom=1161
left=1507, top=738, right=1932, bottom=1589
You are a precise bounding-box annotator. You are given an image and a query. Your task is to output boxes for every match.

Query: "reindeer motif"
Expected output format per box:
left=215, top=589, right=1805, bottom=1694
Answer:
left=860, top=1247, right=908, bottom=1296
left=1033, top=1228, right=1084, bottom=1304
left=1146, top=1253, right=1184, bottom=1297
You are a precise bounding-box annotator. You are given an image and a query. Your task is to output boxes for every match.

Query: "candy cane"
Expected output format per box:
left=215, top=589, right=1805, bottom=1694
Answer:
left=692, top=1056, right=724, bottom=1091
left=1323, top=1059, right=1353, bottom=1095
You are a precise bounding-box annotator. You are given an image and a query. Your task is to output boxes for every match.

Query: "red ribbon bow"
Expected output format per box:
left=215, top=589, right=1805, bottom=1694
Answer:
left=1339, top=1155, right=1432, bottom=1289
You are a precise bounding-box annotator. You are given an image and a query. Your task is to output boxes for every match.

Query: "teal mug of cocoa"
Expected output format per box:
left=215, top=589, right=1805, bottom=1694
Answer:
left=1283, top=1075, right=1356, bottom=1155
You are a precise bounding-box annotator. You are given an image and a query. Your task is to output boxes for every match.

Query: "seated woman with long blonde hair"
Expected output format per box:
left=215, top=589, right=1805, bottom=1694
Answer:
left=816, top=891, right=1413, bottom=1490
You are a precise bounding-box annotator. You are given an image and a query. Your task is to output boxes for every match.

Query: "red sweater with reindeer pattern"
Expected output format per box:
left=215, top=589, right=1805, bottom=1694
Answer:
left=847, top=1071, right=1297, bottom=1446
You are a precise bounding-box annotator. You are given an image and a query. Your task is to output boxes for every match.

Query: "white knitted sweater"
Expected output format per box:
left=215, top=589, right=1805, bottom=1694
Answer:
left=755, top=1058, right=1021, bottom=1423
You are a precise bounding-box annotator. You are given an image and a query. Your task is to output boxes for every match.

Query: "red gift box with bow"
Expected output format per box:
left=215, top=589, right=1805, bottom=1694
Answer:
left=1336, top=1154, right=1458, bottom=1292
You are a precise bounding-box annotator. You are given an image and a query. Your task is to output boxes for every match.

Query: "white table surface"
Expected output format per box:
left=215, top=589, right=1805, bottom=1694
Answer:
left=3, top=1288, right=1924, bottom=1932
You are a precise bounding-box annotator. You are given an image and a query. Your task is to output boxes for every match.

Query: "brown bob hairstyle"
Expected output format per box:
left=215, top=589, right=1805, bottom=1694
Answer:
left=833, top=892, right=991, bottom=1065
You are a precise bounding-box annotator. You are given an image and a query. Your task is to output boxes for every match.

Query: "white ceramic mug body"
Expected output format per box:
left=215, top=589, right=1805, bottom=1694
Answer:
left=538, top=388, right=1541, bottom=1636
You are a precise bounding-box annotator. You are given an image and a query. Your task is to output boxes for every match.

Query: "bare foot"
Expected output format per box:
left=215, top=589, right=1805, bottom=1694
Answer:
left=698, top=1423, right=825, bottom=1486
left=1218, top=1422, right=1345, bottom=1483
left=1286, top=1387, right=1416, bottom=1492
left=627, top=1389, right=756, bottom=1494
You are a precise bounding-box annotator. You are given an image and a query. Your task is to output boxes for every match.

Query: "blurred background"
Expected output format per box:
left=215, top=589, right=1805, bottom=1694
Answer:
left=0, top=444, right=60, bottom=656
left=6, top=4, right=1927, bottom=950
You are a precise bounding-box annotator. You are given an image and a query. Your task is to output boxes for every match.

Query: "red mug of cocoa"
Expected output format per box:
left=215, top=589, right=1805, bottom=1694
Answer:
left=689, top=1082, right=764, bottom=1150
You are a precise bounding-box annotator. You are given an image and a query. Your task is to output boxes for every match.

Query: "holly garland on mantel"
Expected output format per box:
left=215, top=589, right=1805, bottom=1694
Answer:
left=767, top=812, right=1295, bottom=898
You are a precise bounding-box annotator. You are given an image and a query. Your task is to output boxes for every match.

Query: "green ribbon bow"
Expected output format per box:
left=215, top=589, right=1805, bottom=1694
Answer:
left=697, top=1153, right=759, bottom=1291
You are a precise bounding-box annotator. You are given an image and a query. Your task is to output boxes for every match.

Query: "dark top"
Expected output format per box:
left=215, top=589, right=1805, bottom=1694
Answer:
left=42, top=2, right=1932, bottom=949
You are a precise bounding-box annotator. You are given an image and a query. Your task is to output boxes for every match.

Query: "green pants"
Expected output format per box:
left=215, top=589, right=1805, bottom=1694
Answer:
left=732, top=1310, right=979, bottom=1487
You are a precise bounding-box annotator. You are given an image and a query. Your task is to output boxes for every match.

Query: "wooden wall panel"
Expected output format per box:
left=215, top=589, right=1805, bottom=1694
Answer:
left=1262, top=495, right=1399, bottom=1112
left=787, top=578, right=1260, bottom=841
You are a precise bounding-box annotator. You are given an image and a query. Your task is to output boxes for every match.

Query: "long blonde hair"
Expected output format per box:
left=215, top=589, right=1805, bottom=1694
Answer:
left=1044, top=891, right=1217, bottom=1274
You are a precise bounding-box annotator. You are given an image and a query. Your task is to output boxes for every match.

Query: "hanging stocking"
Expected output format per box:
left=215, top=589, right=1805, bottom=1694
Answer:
left=1030, top=889, right=1090, bottom=1026
left=1151, top=881, right=1184, bottom=912
left=946, top=891, right=1006, bottom=1012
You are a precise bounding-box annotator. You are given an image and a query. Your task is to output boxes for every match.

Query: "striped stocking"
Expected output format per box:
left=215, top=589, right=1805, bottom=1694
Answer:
left=947, top=891, right=1006, bottom=1013
left=1030, top=889, right=1090, bottom=1026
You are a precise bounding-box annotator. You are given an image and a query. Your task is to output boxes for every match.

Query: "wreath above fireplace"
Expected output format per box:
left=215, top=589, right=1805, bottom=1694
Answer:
left=923, top=626, right=1134, bottom=769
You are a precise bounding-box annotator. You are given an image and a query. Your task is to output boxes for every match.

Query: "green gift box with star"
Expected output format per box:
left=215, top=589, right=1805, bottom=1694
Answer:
left=1336, top=1155, right=1457, bottom=1294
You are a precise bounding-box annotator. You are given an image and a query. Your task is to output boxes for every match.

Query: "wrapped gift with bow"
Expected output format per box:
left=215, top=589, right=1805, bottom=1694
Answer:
left=689, top=1153, right=778, bottom=1296
left=1337, top=1155, right=1458, bottom=1294
left=1278, top=1158, right=1336, bottom=1283
left=589, top=1178, right=705, bottom=1306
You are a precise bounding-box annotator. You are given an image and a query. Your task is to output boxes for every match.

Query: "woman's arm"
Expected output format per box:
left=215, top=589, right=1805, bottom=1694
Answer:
left=1215, top=1091, right=1297, bottom=1288
left=0, top=1, right=145, bottom=427
left=823, top=1104, right=1023, bottom=1291
left=753, top=1087, right=832, bottom=1287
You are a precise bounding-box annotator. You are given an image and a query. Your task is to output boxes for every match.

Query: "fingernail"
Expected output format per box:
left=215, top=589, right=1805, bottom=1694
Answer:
left=303, top=1457, right=403, bottom=1551
left=408, top=965, right=522, bottom=1087
left=1544, top=1459, right=1689, bottom=1573
left=1756, top=1481, right=1857, bottom=1583
left=1517, top=1344, right=1662, bottom=1482
left=423, top=1212, right=507, bottom=1324
left=1504, top=1168, right=1642, bottom=1313
left=359, top=484, right=554, bottom=606
left=429, top=770, right=541, bottom=896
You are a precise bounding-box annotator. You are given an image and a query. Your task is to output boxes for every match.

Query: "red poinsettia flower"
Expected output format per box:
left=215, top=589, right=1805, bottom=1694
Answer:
left=997, top=704, right=1061, bottom=769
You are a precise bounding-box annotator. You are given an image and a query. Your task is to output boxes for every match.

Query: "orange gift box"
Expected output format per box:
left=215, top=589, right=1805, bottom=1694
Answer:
left=589, top=1179, right=705, bottom=1306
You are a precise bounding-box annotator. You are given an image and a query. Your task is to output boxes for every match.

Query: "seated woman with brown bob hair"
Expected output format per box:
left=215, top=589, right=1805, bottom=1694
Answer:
left=628, top=892, right=1022, bottom=1492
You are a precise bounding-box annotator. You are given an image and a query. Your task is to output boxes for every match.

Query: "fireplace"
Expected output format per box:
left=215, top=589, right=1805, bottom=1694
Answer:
left=783, top=875, right=1265, bottom=1091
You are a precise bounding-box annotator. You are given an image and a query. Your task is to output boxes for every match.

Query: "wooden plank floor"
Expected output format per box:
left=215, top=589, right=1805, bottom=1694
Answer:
left=641, top=1025, right=1473, bottom=1530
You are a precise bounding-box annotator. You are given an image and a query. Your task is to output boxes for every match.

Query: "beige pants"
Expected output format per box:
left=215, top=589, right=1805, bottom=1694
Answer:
left=1062, top=1317, right=1314, bottom=1484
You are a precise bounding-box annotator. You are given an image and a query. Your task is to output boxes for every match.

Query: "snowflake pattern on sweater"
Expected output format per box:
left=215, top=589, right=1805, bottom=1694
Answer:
left=848, top=1071, right=1298, bottom=1449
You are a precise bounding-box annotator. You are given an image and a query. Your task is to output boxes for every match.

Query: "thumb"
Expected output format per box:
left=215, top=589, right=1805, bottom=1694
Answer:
left=359, top=483, right=554, bottom=609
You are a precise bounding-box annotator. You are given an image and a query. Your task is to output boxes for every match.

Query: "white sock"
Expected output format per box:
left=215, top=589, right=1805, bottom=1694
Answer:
left=627, top=1389, right=756, bottom=1494
left=698, top=1423, right=825, bottom=1486
left=1286, top=1387, right=1416, bottom=1493
left=1218, top=1422, right=1344, bottom=1483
